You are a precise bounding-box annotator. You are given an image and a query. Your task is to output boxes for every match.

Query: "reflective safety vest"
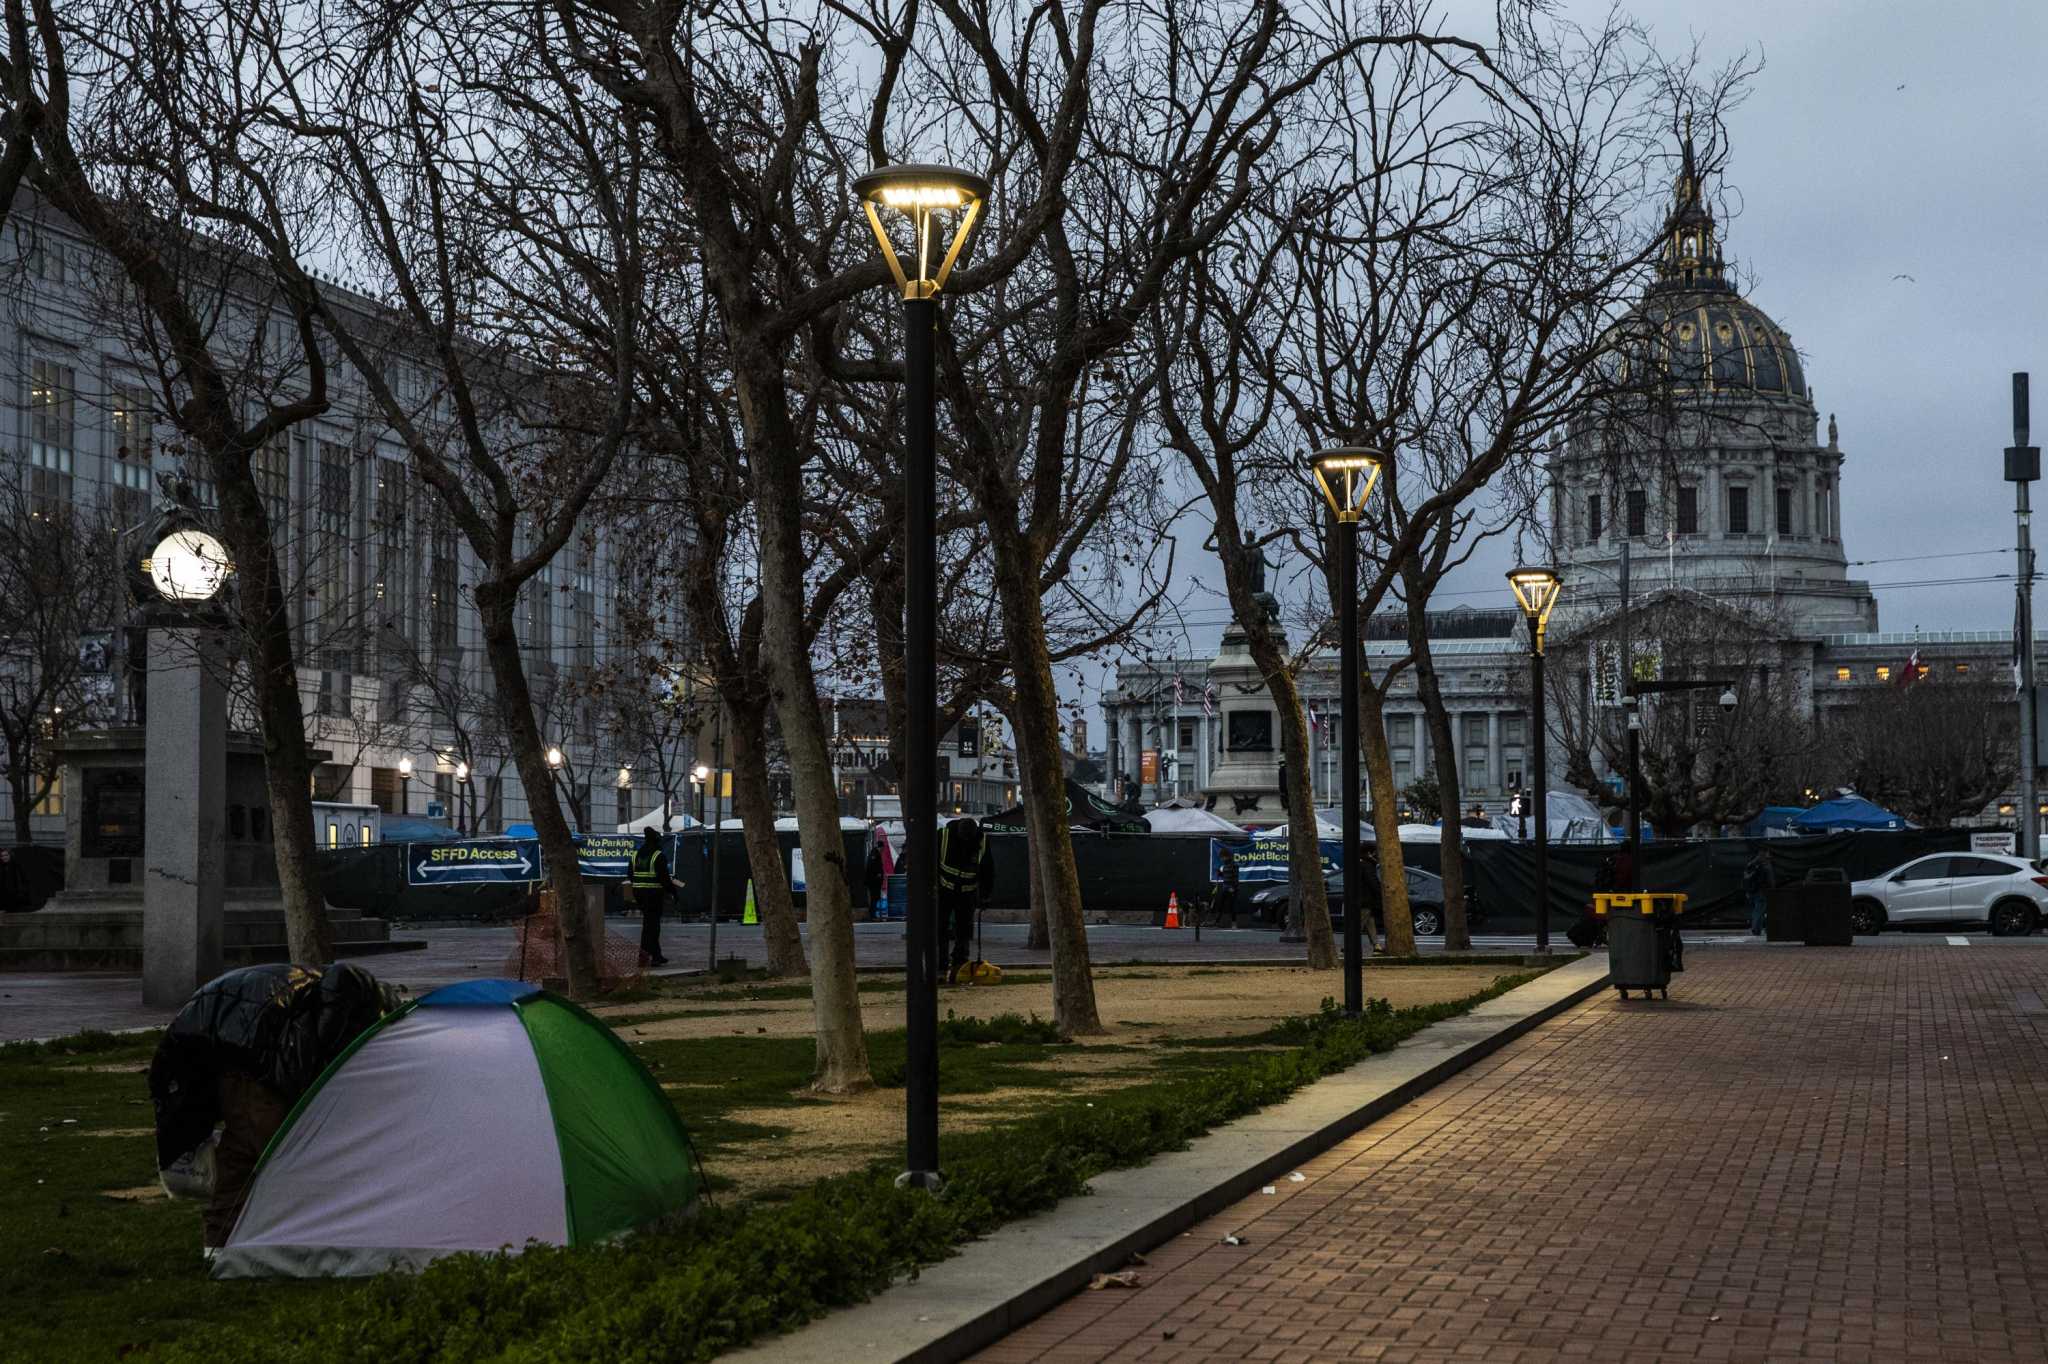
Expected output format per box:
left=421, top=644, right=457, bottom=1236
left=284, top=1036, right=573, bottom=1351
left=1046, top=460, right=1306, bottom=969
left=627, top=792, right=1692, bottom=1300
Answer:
left=937, top=823, right=979, bottom=894
left=631, top=845, right=665, bottom=890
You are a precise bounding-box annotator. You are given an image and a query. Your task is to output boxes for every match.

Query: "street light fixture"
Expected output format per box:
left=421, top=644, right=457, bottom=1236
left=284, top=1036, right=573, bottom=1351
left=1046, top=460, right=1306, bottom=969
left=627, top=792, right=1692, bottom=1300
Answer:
left=856, top=161, right=989, bottom=1192
left=1507, top=565, right=1562, bottom=954
left=1309, top=445, right=1385, bottom=1011
left=546, top=746, right=564, bottom=770
left=398, top=755, right=413, bottom=817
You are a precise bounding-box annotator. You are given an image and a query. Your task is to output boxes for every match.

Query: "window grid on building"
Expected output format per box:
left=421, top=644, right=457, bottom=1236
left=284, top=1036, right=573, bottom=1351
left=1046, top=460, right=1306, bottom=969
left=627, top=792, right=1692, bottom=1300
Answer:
left=1727, top=485, right=1749, bottom=534
left=1676, top=485, right=1697, bottom=535
left=28, top=359, right=76, bottom=513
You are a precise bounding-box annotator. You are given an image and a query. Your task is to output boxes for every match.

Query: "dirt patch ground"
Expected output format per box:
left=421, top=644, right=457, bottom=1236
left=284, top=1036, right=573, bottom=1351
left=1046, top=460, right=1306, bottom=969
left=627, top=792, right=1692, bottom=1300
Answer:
left=609, top=963, right=1528, bottom=1200
left=601, top=963, right=1509, bottom=1045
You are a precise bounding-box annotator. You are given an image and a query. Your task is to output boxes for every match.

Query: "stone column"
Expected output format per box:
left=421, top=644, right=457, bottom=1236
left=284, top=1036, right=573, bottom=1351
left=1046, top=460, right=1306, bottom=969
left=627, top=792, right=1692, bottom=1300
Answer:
left=1487, top=710, right=1502, bottom=799
left=143, top=627, right=226, bottom=1008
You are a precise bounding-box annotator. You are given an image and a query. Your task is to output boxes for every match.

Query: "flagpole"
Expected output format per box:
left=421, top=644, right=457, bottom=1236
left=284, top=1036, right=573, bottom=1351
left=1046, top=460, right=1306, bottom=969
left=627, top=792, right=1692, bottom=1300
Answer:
left=1171, top=673, right=1181, bottom=802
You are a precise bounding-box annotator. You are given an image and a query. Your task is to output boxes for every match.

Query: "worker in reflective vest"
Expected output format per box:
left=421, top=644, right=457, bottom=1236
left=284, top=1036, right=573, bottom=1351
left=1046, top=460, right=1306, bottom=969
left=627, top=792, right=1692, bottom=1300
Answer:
left=630, top=828, right=678, bottom=967
left=936, top=816, right=995, bottom=981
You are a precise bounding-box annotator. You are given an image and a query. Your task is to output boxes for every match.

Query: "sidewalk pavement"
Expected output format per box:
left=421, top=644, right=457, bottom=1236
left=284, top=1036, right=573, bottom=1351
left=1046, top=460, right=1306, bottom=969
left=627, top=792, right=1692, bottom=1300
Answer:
left=0, top=919, right=1553, bottom=1042
left=731, top=952, right=1611, bottom=1364
left=977, top=941, right=2048, bottom=1363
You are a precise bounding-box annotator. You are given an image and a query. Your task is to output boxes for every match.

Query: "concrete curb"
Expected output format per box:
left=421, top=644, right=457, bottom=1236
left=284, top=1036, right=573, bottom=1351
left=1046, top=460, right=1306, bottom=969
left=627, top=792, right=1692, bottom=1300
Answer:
left=732, top=951, right=1612, bottom=1364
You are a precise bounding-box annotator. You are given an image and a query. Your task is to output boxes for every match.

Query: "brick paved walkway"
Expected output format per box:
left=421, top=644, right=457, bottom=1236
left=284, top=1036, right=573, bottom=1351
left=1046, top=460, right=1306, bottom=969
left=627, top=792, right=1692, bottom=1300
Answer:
left=978, top=944, right=2048, bottom=1363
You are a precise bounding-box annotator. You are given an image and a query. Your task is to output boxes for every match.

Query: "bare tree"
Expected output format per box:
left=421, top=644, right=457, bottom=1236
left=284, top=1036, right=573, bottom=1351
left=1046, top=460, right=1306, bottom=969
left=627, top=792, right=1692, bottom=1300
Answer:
left=0, top=0, right=385, bottom=962
left=1252, top=7, right=1753, bottom=953
left=1546, top=590, right=1814, bottom=832
left=0, top=468, right=123, bottom=840
left=1824, top=678, right=2018, bottom=830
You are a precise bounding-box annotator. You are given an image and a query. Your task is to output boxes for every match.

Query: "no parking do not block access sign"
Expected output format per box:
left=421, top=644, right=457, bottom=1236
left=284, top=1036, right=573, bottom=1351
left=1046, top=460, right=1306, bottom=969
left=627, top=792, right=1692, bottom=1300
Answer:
left=407, top=839, right=543, bottom=887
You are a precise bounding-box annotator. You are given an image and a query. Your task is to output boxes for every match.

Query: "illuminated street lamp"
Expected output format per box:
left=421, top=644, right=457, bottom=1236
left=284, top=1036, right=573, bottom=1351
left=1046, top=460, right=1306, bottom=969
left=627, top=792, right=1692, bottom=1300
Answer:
left=546, top=746, right=564, bottom=770
left=398, top=755, right=413, bottom=817
left=1309, top=445, right=1385, bottom=1013
left=1507, top=565, right=1563, bottom=952
left=855, top=162, right=989, bottom=1192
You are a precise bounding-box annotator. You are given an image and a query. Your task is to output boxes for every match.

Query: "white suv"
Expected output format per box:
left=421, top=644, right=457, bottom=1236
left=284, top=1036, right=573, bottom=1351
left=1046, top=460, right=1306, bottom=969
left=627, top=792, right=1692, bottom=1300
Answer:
left=1849, top=853, right=2048, bottom=937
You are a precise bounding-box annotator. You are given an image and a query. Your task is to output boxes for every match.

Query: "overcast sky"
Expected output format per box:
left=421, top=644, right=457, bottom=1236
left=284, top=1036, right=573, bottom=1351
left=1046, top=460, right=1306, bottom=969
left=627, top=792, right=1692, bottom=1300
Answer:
left=1069, top=0, right=2048, bottom=746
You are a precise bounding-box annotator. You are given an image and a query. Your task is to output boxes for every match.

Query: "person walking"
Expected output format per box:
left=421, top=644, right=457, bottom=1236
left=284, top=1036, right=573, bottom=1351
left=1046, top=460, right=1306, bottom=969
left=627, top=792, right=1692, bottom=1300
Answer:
left=1743, top=848, right=1776, bottom=937
left=630, top=827, right=679, bottom=967
left=864, top=826, right=894, bottom=920
left=936, top=815, right=995, bottom=982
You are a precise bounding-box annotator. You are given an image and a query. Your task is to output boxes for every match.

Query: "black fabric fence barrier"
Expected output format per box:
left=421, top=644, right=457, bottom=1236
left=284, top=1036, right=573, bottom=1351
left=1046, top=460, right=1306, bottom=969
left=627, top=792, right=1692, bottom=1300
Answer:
left=1402, top=829, right=1974, bottom=930
left=312, top=823, right=1975, bottom=929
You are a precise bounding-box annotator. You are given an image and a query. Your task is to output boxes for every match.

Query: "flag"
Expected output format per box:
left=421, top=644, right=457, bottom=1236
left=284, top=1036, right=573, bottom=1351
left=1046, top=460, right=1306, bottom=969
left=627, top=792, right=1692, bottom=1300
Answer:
left=1895, top=649, right=1921, bottom=689
left=1202, top=684, right=1215, bottom=717
left=1306, top=701, right=1319, bottom=734
left=1173, top=674, right=1185, bottom=706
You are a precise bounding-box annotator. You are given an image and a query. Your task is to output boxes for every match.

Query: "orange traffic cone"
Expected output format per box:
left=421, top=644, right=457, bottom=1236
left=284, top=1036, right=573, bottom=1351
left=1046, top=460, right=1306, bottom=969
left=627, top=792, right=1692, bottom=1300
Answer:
left=1164, top=892, right=1181, bottom=929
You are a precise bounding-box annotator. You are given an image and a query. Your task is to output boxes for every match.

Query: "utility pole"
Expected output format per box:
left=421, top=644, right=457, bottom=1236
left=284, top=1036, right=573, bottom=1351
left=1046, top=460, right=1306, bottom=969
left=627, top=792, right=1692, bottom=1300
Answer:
left=2009, top=373, right=2041, bottom=857
left=1620, top=539, right=1642, bottom=886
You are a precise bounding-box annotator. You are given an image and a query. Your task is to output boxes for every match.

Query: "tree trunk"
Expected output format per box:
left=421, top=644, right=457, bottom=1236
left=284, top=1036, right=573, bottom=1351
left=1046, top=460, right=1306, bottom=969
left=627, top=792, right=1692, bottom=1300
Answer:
left=726, top=697, right=808, bottom=977
left=994, top=574, right=1101, bottom=1036
left=1406, top=637, right=1471, bottom=950
left=218, top=469, right=334, bottom=964
left=1011, top=744, right=1051, bottom=950
left=9, top=746, right=31, bottom=845
left=477, top=594, right=596, bottom=997
left=1358, top=671, right=1415, bottom=956
left=1245, top=629, right=1337, bottom=968
left=745, top=424, right=869, bottom=1093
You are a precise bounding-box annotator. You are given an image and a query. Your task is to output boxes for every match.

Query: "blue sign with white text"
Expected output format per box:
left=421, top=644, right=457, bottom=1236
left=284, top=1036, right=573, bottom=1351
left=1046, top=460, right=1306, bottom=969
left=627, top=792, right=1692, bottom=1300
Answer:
left=1209, top=836, right=1341, bottom=884
left=406, top=839, right=543, bottom=887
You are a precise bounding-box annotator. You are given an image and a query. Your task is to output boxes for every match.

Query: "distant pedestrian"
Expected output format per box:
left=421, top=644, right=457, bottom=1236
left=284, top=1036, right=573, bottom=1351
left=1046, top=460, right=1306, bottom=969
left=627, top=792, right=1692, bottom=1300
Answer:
left=1210, top=853, right=1240, bottom=928
left=1357, top=843, right=1384, bottom=947
left=629, top=827, right=679, bottom=967
left=1743, top=849, right=1777, bottom=936
left=936, top=816, right=995, bottom=981
left=864, top=826, right=894, bottom=920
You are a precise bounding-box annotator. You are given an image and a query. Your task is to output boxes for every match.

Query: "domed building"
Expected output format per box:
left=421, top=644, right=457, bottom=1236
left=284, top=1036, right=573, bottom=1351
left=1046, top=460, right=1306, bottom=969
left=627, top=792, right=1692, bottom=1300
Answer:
left=1551, top=138, right=1878, bottom=636
left=1102, top=141, right=2029, bottom=836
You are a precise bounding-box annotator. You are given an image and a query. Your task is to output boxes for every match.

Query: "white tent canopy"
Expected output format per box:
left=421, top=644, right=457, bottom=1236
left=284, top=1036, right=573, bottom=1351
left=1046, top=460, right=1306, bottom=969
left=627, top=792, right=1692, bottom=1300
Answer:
left=1257, top=815, right=1342, bottom=839
left=1143, top=807, right=1246, bottom=834
left=614, top=809, right=701, bottom=834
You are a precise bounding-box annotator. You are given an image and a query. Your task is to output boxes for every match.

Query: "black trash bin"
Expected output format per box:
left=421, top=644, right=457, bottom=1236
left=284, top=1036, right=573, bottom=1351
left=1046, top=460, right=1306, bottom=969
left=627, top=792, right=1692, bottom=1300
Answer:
left=1607, top=911, right=1670, bottom=1000
left=1764, top=886, right=1806, bottom=942
left=1800, top=878, right=1854, bottom=946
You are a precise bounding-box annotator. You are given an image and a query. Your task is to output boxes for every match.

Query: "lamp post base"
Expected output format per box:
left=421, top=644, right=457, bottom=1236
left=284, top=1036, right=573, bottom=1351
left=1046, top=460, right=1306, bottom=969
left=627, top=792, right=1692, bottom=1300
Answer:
left=895, top=1169, right=946, bottom=1193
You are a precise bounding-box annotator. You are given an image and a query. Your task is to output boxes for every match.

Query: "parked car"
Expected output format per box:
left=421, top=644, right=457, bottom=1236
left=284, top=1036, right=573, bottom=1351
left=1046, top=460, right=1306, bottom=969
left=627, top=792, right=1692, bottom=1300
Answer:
left=1848, top=853, right=2048, bottom=936
left=1248, top=866, right=1482, bottom=937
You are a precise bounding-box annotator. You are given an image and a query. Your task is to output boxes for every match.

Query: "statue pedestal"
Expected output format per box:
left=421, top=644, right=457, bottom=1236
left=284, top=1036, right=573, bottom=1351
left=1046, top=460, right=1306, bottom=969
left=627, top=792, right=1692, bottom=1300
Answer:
left=1201, top=624, right=1284, bottom=827
left=0, top=727, right=406, bottom=973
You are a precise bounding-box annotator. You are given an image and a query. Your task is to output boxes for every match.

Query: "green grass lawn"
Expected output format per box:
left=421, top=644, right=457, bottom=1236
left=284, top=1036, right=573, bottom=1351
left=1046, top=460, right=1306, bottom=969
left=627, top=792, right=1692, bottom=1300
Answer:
left=0, top=967, right=1555, bottom=1361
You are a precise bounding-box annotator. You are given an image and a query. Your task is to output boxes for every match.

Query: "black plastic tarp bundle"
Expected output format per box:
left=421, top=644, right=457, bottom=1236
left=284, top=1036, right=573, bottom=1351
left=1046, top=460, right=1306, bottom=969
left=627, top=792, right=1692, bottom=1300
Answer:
left=147, top=964, right=397, bottom=1167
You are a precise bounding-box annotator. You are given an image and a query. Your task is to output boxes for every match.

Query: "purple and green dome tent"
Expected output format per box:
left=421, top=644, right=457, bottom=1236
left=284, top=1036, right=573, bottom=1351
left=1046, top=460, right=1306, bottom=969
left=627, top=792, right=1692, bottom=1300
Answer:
left=213, top=978, right=696, bottom=1278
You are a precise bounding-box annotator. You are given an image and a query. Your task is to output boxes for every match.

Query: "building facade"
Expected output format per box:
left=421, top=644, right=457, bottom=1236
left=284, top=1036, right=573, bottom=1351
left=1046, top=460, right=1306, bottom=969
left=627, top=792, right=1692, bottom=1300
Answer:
left=1107, top=143, right=2040, bottom=830
left=2, top=200, right=663, bottom=840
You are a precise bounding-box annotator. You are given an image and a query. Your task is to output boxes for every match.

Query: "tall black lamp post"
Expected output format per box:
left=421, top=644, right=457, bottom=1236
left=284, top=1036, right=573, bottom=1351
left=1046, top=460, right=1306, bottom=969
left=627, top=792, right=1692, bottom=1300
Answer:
left=855, top=162, right=988, bottom=1190
left=1508, top=566, right=1562, bottom=953
left=1309, top=445, right=1384, bottom=1015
